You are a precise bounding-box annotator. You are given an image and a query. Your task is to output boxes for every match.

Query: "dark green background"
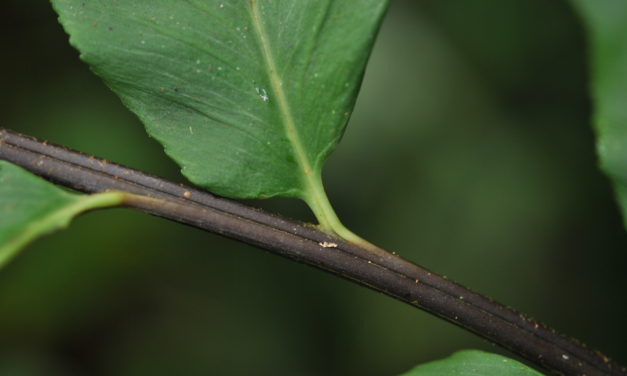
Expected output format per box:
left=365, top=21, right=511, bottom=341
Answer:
left=1, top=1, right=625, bottom=375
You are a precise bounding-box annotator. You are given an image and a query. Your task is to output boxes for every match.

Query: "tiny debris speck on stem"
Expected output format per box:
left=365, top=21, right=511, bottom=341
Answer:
left=319, top=241, right=337, bottom=248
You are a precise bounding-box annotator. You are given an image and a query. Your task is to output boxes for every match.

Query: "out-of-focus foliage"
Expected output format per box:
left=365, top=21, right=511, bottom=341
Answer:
left=571, top=0, right=627, bottom=227
left=0, top=161, right=122, bottom=268
left=398, top=350, right=542, bottom=376
left=0, top=0, right=625, bottom=375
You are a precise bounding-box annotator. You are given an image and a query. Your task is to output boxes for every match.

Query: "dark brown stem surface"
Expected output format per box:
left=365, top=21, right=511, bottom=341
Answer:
left=1, top=128, right=624, bottom=376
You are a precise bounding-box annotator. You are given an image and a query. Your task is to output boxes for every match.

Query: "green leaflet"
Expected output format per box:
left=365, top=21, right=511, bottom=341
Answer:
left=0, top=161, right=123, bottom=268
left=571, top=1, right=627, bottom=227
left=398, top=350, right=543, bottom=376
left=51, top=0, right=388, bottom=237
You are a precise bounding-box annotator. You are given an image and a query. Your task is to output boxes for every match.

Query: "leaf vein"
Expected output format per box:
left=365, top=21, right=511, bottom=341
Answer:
left=247, top=0, right=314, bottom=190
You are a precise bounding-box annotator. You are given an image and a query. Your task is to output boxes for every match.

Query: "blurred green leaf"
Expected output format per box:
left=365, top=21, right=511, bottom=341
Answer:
left=0, top=161, right=122, bottom=268
left=571, top=1, right=627, bottom=225
left=51, top=0, right=387, bottom=226
left=398, top=350, right=542, bottom=376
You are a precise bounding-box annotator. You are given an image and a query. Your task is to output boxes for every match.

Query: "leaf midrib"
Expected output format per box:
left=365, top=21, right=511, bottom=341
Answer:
left=247, top=0, right=315, bottom=192
left=0, top=191, right=124, bottom=268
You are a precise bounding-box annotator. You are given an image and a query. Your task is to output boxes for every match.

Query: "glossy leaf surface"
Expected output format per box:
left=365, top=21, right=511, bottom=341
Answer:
left=0, top=161, right=122, bottom=268
left=398, top=350, right=543, bottom=376
left=51, top=0, right=387, bottom=203
left=572, top=0, right=627, bottom=225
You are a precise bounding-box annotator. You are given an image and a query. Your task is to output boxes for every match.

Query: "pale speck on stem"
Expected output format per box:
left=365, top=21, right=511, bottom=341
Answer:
left=319, top=241, right=337, bottom=248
